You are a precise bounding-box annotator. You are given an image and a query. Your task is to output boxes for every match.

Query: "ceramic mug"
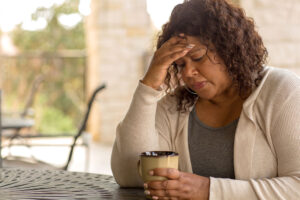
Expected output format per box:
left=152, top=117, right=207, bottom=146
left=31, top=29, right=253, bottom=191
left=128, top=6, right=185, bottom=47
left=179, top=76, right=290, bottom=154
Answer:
left=138, top=151, right=179, bottom=182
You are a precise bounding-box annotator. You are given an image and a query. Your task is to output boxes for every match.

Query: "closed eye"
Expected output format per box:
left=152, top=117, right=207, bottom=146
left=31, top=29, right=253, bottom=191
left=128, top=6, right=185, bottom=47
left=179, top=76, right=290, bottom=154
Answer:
left=175, top=55, right=205, bottom=68
left=192, top=56, right=204, bottom=62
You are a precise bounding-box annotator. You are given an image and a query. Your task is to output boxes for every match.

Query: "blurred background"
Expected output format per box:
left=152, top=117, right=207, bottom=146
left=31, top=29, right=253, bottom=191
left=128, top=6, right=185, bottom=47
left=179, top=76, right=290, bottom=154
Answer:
left=0, top=0, right=299, bottom=175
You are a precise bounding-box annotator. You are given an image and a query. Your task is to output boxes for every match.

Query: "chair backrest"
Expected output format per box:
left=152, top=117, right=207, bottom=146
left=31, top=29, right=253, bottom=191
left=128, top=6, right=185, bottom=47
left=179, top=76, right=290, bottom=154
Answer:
left=21, top=74, right=45, bottom=118
left=63, top=83, right=106, bottom=170
left=2, top=75, right=44, bottom=141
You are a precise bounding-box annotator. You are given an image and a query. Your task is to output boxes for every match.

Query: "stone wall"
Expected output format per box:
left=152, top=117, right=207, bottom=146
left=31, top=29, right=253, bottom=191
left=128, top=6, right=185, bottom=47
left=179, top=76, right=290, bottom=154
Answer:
left=241, top=0, right=300, bottom=75
left=86, top=0, right=154, bottom=143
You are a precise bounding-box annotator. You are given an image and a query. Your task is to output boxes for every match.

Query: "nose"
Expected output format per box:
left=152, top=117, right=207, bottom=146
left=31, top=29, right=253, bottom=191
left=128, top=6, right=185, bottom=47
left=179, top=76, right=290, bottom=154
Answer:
left=182, top=61, right=198, bottom=77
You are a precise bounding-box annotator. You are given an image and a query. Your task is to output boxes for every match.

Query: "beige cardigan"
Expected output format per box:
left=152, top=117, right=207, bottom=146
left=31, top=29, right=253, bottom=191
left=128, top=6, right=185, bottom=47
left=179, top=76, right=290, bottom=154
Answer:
left=111, top=67, right=300, bottom=199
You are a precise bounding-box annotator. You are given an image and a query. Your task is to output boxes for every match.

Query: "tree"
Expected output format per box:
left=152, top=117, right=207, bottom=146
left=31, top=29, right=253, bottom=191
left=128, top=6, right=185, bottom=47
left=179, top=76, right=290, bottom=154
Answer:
left=12, top=0, right=85, bottom=51
left=7, top=0, right=86, bottom=134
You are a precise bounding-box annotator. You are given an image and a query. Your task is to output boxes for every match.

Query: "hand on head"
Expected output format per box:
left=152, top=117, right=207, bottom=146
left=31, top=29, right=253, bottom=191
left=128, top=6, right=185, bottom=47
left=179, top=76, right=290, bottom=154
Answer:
left=141, top=34, right=195, bottom=90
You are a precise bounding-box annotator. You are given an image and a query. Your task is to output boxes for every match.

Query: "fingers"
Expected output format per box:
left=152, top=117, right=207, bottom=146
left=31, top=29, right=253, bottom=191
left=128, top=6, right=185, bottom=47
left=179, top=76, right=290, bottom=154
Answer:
left=166, top=44, right=193, bottom=55
left=152, top=33, right=194, bottom=68
left=160, top=33, right=189, bottom=52
left=156, top=34, right=194, bottom=64
left=150, top=168, right=181, bottom=180
left=141, top=33, right=192, bottom=90
left=146, top=189, right=180, bottom=198
left=157, top=43, right=193, bottom=59
left=163, top=33, right=186, bottom=46
left=147, top=180, right=179, bottom=190
left=150, top=196, right=178, bottom=200
left=145, top=179, right=181, bottom=199
left=144, top=169, right=185, bottom=200
left=159, top=49, right=191, bottom=66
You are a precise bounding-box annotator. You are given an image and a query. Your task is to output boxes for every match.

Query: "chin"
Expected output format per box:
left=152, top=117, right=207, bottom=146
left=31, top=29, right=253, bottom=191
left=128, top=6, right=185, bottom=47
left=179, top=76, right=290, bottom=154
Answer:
left=197, top=91, right=216, bottom=100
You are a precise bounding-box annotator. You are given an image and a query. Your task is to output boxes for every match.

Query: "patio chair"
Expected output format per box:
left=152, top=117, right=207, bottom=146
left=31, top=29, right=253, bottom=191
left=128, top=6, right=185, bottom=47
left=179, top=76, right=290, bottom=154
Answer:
left=2, top=74, right=44, bottom=142
left=2, top=84, right=106, bottom=171
left=63, top=83, right=106, bottom=170
left=1, top=75, right=44, bottom=164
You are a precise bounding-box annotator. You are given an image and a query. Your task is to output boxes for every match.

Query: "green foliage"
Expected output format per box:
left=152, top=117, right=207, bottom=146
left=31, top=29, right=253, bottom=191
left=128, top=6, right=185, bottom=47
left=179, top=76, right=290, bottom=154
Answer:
left=37, top=106, right=76, bottom=135
left=4, top=0, right=86, bottom=135
left=12, top=0, right=85, bottom=51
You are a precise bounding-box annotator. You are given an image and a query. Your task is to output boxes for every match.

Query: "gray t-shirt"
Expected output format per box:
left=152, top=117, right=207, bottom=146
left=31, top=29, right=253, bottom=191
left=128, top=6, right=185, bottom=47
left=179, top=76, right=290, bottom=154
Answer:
left=188, top=107, right=238, bottom=178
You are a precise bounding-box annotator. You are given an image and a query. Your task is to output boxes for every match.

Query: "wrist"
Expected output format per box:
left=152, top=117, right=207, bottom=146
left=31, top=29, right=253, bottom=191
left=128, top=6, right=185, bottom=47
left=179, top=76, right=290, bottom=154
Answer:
left=141, top=78, right=160, bottom=90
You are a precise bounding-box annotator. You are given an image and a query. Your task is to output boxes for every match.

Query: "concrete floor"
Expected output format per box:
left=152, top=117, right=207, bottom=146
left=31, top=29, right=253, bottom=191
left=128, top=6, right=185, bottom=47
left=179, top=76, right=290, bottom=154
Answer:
left=1, top=137, right=113, bottom=175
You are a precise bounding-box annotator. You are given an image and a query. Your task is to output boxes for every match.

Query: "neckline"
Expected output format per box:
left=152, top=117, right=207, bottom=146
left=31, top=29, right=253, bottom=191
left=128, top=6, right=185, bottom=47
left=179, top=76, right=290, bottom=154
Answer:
left=191, top=106, right=239, bottom=131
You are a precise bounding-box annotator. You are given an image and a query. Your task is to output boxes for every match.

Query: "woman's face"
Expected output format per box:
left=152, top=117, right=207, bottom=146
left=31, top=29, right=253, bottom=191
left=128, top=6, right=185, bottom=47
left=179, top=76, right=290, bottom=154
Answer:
left=174, top=36, right=234, bottom=101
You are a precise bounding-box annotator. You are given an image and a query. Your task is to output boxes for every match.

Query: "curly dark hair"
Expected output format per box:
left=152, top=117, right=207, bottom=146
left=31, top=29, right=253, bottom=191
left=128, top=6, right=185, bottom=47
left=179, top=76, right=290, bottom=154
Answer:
left=156, top=0, right=268, bottom=112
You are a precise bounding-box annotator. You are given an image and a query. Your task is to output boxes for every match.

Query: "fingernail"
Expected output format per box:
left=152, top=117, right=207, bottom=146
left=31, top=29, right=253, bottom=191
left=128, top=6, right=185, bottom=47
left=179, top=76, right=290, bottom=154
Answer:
left=148, top=170, right=154, bottom=176
left=144, top=183, right=148, bottom=189
left=152, top=196, right=159, bottom=200
left=144, top=190, right=150, bottom=195
left=186, top=44, right=195, bottom=49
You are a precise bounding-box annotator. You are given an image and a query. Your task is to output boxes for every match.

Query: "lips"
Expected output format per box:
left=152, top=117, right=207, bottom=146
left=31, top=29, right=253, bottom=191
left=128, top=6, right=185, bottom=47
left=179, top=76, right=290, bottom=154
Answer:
left=192, top=81, right=207, bottom=89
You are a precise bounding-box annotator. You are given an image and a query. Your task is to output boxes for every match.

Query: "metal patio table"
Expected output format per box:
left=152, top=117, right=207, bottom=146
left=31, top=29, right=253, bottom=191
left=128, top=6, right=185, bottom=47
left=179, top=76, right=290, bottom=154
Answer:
left=2, top=117, right=35, bottom=130
left=0, top=168, right=146, bottom=200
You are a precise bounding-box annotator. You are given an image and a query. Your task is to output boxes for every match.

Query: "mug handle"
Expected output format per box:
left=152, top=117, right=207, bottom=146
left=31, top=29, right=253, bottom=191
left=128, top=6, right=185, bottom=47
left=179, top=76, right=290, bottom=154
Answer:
left=137, top=160, right=142, bottom=177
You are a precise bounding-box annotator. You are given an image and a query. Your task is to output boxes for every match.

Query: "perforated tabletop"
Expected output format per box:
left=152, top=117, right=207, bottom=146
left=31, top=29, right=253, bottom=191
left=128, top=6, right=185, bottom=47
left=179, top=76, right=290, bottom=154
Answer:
left=0, top=168, right=145, bottom=199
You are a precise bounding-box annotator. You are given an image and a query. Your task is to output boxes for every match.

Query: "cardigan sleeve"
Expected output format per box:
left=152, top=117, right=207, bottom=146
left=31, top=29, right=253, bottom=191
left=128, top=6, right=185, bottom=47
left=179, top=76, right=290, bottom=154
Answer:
left=209, top=78, right=300, bottom=200
left=111, top=82, right=172, bottom=187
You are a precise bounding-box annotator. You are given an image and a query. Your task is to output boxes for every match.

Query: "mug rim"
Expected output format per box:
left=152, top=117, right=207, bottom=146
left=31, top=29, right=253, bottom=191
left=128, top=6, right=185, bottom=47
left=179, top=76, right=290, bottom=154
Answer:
left=140, top=151, right=179, bottom=157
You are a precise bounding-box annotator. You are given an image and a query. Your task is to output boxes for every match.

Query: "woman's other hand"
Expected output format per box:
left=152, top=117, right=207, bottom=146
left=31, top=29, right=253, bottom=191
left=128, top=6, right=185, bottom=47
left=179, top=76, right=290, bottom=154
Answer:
left=141, top=34, right=195, bottom=90
left=144, top=168, right=210, bottom=200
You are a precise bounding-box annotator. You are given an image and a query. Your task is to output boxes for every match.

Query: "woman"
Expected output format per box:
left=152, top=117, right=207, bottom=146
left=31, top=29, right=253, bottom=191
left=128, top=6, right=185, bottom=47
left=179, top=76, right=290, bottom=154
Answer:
left=111, top=0, right=300, bottom=199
